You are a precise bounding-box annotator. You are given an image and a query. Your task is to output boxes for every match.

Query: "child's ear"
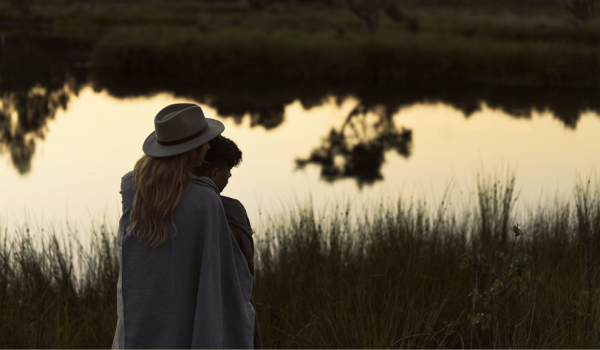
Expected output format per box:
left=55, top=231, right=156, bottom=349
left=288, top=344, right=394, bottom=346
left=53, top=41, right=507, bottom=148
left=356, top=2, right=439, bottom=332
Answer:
left=209, top=168, right=219, bottom=180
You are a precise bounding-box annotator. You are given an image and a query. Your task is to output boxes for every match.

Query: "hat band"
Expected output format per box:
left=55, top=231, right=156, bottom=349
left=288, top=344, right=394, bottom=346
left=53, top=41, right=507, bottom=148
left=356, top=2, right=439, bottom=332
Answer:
left=157, top=124, right=209, bottom=146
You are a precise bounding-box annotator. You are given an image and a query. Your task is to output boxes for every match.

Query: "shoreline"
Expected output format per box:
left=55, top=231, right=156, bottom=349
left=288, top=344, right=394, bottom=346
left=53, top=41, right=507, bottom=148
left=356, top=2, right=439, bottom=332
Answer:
left=1, top=0, right=599, bottom=89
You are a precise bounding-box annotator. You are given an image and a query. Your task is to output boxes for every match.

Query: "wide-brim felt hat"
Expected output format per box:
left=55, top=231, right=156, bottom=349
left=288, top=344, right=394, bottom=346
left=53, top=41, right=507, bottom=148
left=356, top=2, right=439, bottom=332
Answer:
left=143, top=103, right=224, bottom=157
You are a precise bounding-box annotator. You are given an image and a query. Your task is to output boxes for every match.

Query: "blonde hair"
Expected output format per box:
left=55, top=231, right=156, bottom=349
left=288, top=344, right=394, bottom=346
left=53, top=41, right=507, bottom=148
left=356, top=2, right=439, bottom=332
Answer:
left=127, top=145, right=207, bottom=248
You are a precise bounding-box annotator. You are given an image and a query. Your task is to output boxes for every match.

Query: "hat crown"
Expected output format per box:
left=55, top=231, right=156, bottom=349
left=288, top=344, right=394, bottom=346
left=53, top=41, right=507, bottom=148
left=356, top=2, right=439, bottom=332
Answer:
left=143, top=103, right=224, bottom=158
left=154, top=104, right=207, bottom=143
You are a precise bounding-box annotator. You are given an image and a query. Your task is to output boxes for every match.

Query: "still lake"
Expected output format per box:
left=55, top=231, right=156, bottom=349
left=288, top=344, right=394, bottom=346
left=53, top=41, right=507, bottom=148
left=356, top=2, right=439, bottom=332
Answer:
left=2, top=84, right=600, bottom=246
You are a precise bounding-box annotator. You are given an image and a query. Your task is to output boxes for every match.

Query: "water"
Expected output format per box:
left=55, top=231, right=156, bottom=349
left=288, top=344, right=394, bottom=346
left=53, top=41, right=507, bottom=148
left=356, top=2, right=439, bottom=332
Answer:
left=2, top=35, right=600, bottom=247
left=2, top=86, right=600, bottom=239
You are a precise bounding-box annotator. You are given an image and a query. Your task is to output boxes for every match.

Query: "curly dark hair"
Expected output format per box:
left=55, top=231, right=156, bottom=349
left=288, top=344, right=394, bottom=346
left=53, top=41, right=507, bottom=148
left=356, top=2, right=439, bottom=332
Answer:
left=195, top=135, right=242, bottom=175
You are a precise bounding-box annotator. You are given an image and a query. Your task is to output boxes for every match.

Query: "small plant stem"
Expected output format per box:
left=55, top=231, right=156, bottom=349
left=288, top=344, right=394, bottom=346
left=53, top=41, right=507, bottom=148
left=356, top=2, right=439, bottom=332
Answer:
left=470, top=247, right=480, bottom=348
left=502, top=228, right=519, bottom=348
left=585, top=232, right=592, bottom=317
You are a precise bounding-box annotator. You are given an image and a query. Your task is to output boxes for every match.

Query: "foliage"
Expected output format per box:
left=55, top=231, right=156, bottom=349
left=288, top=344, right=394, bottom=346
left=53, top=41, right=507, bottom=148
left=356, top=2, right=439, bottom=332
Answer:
left=89, top=24, right=600, bottom=89
left=2, top=0, right=600, bottom=87
left=0, top=222, right=119, bottom=348
left=2, top=171, right=600, bottom=347
left=459, top=225, right=541, bottom=347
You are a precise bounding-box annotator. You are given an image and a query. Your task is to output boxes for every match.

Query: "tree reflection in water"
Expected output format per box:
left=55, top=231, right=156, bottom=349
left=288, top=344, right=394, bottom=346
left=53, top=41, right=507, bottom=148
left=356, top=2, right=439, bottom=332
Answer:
left=0, top=86, right=69, bottom=174
left=5, top=34, right=600, bottom=181
left=92, top=69, right=600, bottom=186
left=209, top=98, right=288, bottom=130
left=296, top=102, right=412, bottom=187
left=0, top=35, right=89, bottom=174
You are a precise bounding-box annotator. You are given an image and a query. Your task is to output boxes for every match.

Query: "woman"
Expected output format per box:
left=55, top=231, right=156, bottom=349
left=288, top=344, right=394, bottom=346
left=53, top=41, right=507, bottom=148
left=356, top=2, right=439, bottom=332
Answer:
left=112, top=103, right=255, bottom=349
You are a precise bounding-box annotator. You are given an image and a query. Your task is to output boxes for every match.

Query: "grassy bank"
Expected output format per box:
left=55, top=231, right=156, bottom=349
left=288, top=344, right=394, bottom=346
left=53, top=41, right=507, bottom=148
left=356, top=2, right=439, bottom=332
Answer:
left=90, top=24, right=600, bottom=87
left=2, top=171, right=600, bottom=348
left=2, top=0, right=600, bottom=86
left=87, top=4, right=600, bottom=86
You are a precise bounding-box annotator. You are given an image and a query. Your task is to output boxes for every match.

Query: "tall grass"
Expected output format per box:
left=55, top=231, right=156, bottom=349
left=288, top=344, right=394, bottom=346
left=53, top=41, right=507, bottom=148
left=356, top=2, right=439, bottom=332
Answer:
left=2, top=171, right=600, bottom=348
left=90, top=24, right=600, bottom=87
left=0, top=220, right=119, bottom=348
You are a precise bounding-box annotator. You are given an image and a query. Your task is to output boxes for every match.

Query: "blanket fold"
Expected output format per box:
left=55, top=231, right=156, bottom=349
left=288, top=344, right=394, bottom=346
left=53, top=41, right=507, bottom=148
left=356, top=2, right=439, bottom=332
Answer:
left=112, top=172, right=254, bottom=349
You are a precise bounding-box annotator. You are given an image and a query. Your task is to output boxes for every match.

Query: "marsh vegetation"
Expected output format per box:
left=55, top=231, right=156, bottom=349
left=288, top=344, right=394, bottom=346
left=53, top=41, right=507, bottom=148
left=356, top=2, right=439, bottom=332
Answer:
left=2, top=3, right=600, bottom=346
left=1, top=0, right=600, bottom=86
left=2, top=170, right=600, bottom=348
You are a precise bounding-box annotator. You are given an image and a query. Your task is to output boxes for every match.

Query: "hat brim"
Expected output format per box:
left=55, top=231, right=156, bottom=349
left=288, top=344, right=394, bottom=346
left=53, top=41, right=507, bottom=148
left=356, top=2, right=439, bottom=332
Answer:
left=142, top=118, right=225, bottom=157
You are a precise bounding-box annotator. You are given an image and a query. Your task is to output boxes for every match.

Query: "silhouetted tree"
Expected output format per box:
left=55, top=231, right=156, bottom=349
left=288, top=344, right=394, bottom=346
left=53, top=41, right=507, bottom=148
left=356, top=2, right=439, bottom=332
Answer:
left=297, top=101, right=412, bottom=186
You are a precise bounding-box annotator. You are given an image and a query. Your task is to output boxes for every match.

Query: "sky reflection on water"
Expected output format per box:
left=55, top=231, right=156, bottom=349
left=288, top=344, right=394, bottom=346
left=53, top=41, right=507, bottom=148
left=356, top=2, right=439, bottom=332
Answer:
left=1, top=87, right=599, bottom=243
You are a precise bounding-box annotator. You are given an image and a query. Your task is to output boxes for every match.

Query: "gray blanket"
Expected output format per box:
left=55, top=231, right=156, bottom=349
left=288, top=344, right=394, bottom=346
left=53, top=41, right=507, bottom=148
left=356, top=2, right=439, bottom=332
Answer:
left=221, top=196, right=262, bottom=349
left=112, top=172, right=255, bottom=349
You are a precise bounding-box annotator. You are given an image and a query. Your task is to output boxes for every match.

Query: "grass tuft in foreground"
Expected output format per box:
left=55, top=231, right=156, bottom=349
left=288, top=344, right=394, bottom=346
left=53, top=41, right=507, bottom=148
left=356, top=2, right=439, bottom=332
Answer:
left=2, top=171, right=600, bottom=348
left=0, top=221, right=119, bottom=348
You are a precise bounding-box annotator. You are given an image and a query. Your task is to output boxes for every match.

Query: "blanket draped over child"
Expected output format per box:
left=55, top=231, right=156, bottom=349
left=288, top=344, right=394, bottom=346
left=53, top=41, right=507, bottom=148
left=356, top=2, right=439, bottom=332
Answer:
left=112, top=172, right=255, bottom=349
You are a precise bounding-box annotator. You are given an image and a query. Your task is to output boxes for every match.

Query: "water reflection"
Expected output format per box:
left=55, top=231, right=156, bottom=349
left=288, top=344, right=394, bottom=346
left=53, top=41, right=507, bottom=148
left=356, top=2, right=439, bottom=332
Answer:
left=0, top=84, right=69, bottom=174
left=296, top=102, right=412, bottom=186
left=474, top=88, right=593, bottom=129
left=209, top=96, right=287, bottom=130
left=0, top=35, right=90, bottom=174
left=3, top=35, right=600, bottom=182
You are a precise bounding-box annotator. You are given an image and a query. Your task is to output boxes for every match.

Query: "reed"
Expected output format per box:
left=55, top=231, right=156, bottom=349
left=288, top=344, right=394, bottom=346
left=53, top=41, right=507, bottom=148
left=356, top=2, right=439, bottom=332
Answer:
left=2, top=170, right=600, bottom=348
left=0, top=220, right=119, bottom=348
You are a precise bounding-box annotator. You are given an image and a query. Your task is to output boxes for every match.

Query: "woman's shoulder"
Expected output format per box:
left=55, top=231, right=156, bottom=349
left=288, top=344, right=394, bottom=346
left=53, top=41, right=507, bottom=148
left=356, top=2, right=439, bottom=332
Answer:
left=189, top=176, right=219, bottom=194
left=183, top=176, right=222, bottom=208
left=177, top=181, right=226, bottom=225
left=190, top=174, right=219, bottom=192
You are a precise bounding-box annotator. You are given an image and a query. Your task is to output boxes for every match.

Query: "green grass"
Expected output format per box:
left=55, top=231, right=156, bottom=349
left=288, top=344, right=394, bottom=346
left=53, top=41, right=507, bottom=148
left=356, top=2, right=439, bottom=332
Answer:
left=0, top=220, right=119, bottom=348
left=3, top=0, right=600, bottom=86
left=2, top=169, right=600, bottom=348
left=89, top=24, right=600, bottom=87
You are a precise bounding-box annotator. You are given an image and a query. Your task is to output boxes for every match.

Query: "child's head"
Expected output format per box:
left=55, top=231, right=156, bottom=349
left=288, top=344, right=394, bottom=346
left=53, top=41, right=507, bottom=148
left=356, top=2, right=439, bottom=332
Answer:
left=193, top=135, right=242, bottom=192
